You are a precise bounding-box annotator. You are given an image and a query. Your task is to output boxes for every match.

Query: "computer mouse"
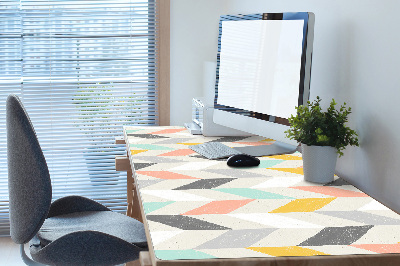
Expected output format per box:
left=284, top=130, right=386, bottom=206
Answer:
left=227, top=154, right=260, bottom=167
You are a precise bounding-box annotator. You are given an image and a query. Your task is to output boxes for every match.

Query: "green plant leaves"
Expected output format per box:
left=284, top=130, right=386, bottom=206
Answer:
left=285, top=96, right=359, bottom=157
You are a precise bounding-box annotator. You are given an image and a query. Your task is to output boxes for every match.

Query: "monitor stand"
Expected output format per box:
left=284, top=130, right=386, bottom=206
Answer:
left=235, top=141, right=298, bottom=157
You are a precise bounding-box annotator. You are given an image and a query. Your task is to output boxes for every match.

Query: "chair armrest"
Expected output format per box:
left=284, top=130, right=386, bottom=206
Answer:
left=47, top=195, right=110, bottom=218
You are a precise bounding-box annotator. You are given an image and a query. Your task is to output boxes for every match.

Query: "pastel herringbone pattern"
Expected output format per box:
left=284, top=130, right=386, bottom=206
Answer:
left=125, top=126, right=400, bottom=260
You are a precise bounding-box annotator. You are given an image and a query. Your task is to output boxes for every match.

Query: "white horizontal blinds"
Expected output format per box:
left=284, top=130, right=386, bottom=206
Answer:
left=0, top=0, right=22, bottom=236
left=0, top=0, right=158, bottom=236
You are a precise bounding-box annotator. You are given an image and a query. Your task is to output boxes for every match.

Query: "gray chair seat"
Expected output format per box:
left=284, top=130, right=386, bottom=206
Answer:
left=37, top=211, right=147, bottom=248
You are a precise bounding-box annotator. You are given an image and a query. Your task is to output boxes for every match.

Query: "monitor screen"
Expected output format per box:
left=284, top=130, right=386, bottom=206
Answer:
left=213, top=13, right=314, bottom=156
left=217, top=19, right=304, bottom=119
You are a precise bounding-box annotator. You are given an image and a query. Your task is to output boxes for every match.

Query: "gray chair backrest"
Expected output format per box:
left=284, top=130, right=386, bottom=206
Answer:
left=7, top=94, right=52, bottom=244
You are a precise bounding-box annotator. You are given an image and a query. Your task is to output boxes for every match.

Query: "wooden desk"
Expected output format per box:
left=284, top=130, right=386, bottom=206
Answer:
left=121, top=126, right=400, bottom=266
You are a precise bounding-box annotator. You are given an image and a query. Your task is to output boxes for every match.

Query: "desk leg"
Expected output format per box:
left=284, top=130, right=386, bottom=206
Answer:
left=139, top=252, right=152, bottom=266
left=115, top=155, right=143, bottom=222
left=128, top=169, right=143, bottom=223
left=125, top=252, right=152, bottom=266
left=127, top=169, right=134, bottom=217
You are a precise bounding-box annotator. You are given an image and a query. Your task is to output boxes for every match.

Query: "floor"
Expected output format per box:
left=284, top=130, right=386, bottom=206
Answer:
left=0, top=237, right=25, bottom=266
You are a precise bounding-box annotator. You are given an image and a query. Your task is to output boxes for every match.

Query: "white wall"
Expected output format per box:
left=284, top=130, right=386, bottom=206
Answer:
left=170, top=0, right=400, bottom=212
left=170, top=0, right=227, bottom=125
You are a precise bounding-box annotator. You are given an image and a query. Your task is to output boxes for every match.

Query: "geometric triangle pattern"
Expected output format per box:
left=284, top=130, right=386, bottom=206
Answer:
left=124, top=126, right=400, bottom=260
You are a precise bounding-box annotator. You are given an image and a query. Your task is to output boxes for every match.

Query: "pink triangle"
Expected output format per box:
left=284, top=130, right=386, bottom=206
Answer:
left=182, top=199, right=255, bottom=215
left=149, top=128, right=186, bottom=134
left=136, top=170, right=199, bottom=180
left=352, top=243, right=400, bottom=253
left=159, top=149, right=195, bottom=156
left=235, top=142, right=272, bottom=146
left=292, top=186, right=369, bottom=197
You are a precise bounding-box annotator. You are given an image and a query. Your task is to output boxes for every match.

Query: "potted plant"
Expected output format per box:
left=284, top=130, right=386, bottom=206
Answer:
left=285, top=96, right=359, bottom=183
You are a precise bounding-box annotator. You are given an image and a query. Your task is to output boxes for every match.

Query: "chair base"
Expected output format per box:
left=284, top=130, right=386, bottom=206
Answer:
left=20, top=244, right=45, bottom=266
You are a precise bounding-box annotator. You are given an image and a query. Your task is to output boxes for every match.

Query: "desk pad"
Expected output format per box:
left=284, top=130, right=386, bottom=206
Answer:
left=124, top=126, right=400, bottom=260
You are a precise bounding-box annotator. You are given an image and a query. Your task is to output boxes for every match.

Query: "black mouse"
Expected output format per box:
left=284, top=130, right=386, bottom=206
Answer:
left=227, top=154, right=260, bottom=167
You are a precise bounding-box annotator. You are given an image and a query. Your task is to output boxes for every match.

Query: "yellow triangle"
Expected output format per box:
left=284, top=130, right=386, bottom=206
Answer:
left=130, top=149, right=148, bottom=156
left=247, top=246, right=329, bottom=256
left=268, top=167, right=304, bottom=175
left=265, top=154, right=302, bottom=160
left=269, top=198, right=336, bottom=213
left=260, top=138, right=275, bottom=142
left=177, top=143, right=202, bottom=146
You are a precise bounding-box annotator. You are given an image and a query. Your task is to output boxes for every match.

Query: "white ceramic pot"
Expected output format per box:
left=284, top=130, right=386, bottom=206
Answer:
left=301, top=144, right=338, bottom=184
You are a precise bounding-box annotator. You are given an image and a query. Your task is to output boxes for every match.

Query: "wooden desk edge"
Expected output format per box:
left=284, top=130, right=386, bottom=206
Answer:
left=124, top=129, right=159, bottom=266
left=153, top=253, right=400, bottom=266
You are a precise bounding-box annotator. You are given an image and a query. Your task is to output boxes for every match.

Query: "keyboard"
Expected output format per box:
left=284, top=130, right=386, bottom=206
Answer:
left=189, top=142, right=243, bottom=159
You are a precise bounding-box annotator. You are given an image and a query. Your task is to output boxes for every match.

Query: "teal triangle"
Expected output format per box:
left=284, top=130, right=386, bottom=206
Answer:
left=258, top=160, right=284, bottom=168
left=125, top=129, right=140, bottom=134
left=143, top=201, right=174, bottom=214
left=155, top=250, right=217, bottom=260
left=129, top=144, right=173, bottom=150
left=214, top=188, right=294, bottom=199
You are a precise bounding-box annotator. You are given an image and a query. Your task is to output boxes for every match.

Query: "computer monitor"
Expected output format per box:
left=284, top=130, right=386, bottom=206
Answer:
left=213, top=12, right=315, bottom=156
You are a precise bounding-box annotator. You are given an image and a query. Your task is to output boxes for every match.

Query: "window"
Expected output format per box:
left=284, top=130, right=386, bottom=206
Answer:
left=0, top=0, right=169, bottom=236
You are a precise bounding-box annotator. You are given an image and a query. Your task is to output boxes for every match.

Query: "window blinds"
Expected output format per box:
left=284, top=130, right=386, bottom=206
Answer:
left=0, top=0, right=158, bottom=236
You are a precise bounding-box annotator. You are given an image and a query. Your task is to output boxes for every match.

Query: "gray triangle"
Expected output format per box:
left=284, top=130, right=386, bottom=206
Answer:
left=205, top=169, right=266, bottom=178
left=146, top=215, right=230, bottom=230
left=324, top=178, right=351, bottom=186
left=154, top=138, right=194, bottom=144
left=196, top=228, right=277, bottom=249
left=137, top=179, right=164, bottom=189
left=127, top=134, right=168, bottom=139
left=190, top=154, right=227, bottom=161
left=209, top=136, right=250, bottom=143
left=173, top=178, right=235, bottom=190
left=317, top=211, right=400, bottom=225
left=132, top=156, right=184, bottom=164
left=133, top=163, right=157, bottom=170
left=299, top=225, right=373, bottom=246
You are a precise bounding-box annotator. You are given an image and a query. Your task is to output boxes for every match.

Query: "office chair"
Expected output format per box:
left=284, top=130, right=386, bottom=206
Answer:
left=6, top=94, right=148, bottom=265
